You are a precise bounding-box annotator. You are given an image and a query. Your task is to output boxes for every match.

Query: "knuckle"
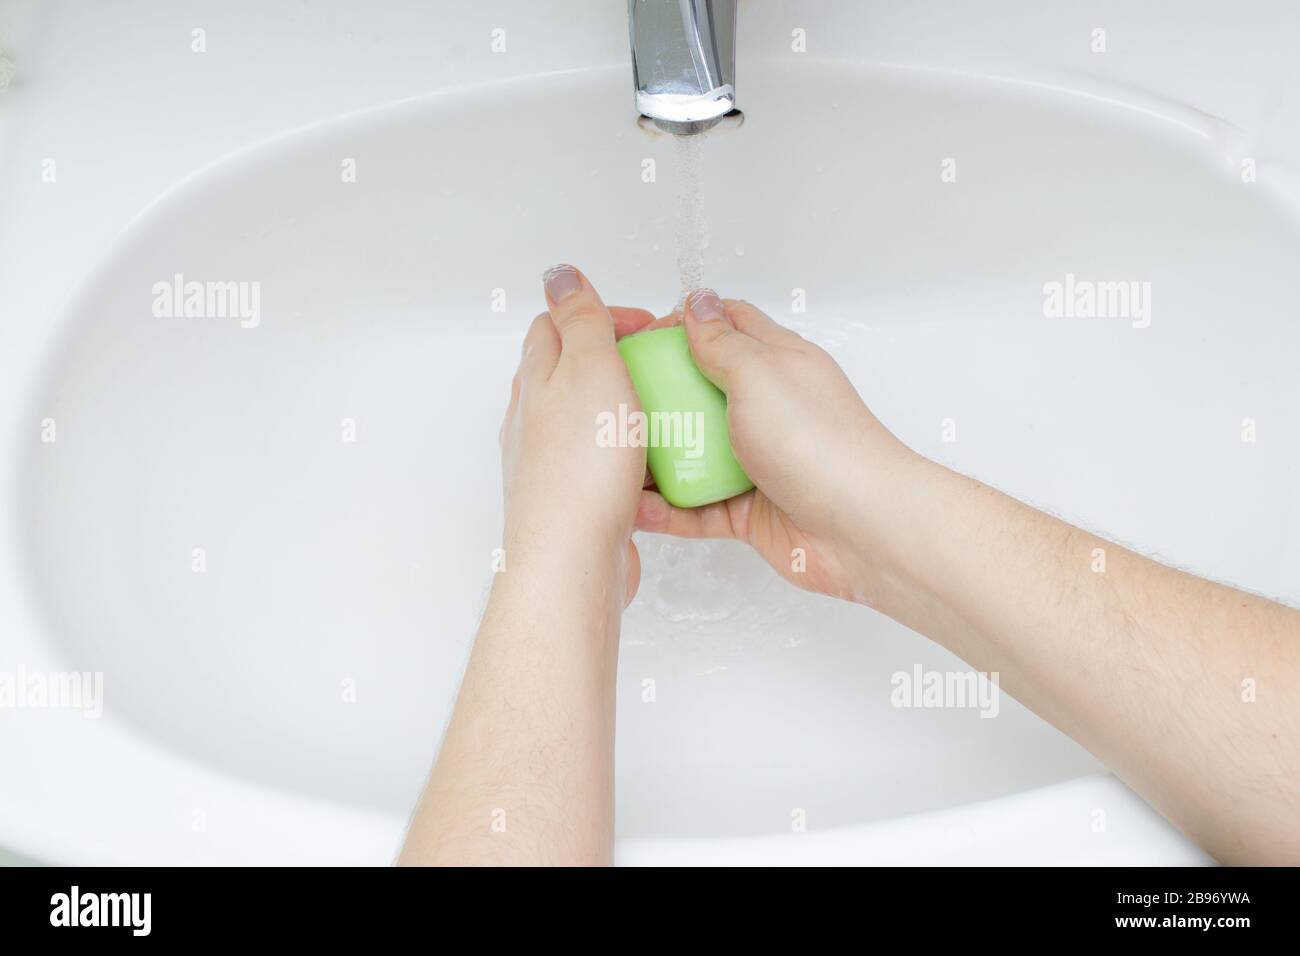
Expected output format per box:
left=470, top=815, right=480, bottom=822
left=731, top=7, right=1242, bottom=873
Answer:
left=550, top=302, right=597, bottom=330
left=722, top=297, right=757, bottom=319
left=525, top=312, right=551, bottom=337
left=694, top=321, right=732, bottom=345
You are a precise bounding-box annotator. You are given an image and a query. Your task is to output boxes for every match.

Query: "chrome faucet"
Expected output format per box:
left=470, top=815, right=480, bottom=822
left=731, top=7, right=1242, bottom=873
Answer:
left=628, top=0, right=737, bottom=135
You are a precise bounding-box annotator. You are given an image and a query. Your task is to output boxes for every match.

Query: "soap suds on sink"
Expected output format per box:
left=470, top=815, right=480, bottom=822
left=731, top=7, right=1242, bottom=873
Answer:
left=621, top=536, right=851, bottom=676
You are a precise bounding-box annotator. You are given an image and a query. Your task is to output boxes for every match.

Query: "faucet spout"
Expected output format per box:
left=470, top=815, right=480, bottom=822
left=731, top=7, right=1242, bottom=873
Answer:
left=628, top=0, right=737, bottom=135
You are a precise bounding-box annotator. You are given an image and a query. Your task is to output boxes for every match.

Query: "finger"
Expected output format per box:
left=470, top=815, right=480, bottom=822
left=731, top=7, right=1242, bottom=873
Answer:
left=624, top=539, right=641, bottom=607
left=723, top=298, right=805, bottom=347
left=610, top=306, right=657, bottom=339
left=542, top=263, right=615, bottom=356
left=636, top=311, right=682, bottom=334
left=682, top=288, right=765, bottom=393
left=519, top=312, right=561, bottom=381
left=500, top=375, right=519, bottom=448
left=635, top=488, right=753, bottom=540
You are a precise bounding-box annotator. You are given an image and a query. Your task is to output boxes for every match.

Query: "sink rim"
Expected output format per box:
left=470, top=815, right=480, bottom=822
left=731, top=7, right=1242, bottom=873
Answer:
left=0, top=58, right=1253, bottom=865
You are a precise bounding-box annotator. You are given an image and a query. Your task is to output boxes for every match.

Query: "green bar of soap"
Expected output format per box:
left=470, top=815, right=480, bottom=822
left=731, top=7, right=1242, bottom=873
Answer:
left=616, top=325, right=754, bottom=508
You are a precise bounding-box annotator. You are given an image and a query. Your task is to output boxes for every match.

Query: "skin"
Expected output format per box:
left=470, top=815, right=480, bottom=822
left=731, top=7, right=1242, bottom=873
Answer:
left=399, top=267, right=1300, bottom=867
left=399, top=267, right=647, bottom=865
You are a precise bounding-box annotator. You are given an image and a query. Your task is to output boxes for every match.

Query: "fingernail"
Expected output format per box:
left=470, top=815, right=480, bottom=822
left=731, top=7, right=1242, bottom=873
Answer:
left=686, top=288, right=725, bottom=322
left=543, top=264, right=582, bottom=302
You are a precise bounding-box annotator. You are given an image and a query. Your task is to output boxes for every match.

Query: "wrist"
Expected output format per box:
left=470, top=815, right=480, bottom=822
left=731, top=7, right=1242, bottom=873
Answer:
left=837, top=436, right=950, bottom=617
left=503, top=506, right=630, bottom=570
left=494, top=517, right=629, bottom=621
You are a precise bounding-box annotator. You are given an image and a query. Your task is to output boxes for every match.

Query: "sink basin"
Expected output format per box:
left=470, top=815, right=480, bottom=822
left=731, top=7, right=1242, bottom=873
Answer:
left=6, top=2, right=1296, bottom=865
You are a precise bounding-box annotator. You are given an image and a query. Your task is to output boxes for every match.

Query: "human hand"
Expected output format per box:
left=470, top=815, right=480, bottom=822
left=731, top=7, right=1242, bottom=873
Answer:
left=635, top=290, right=919, bottom=604
left=499, top=265, right=656, bottom=607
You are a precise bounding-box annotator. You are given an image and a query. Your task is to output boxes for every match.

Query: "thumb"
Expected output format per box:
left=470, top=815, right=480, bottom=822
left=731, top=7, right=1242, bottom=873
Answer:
left=682, top=289, right=763, bottom=394
left=542, top=263, right=615, bottom=358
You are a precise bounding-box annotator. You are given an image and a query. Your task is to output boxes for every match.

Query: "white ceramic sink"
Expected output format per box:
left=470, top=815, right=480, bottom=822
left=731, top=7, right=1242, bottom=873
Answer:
left=5, top=1, right=1297, bottom=864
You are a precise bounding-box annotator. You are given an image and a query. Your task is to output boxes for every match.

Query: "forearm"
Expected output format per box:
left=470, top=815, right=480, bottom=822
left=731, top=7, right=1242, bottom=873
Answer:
left=858, top=451, right=1300, bottom=864
left=398, top=538, right=624, bottom=866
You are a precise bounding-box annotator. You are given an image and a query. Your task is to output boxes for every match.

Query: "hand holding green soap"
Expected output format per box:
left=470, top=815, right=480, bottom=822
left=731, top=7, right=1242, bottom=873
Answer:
left=616, top=325, right=753, bottom=508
